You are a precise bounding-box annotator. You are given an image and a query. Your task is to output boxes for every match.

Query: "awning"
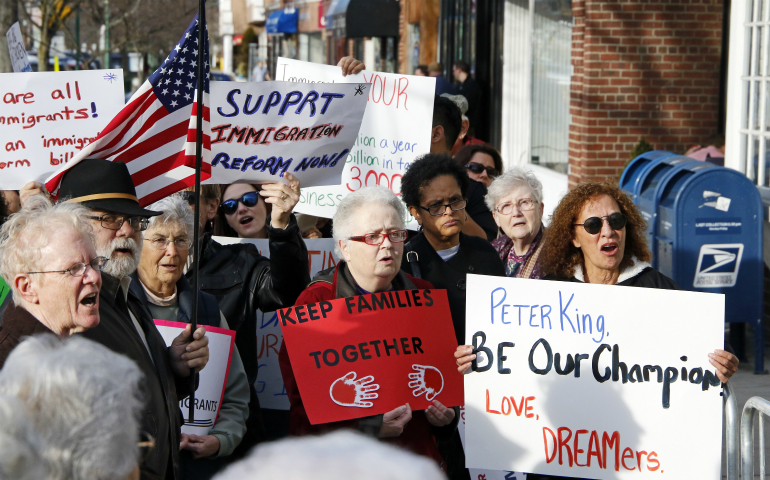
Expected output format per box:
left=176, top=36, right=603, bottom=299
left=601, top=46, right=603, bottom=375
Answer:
left=326, top=0, right=399, bottom=38
left=266, top=8, right=298, bottom=34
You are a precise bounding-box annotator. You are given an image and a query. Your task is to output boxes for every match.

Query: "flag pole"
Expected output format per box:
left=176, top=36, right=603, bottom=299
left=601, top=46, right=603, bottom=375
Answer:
left=189, top=0, right=206, bottom=424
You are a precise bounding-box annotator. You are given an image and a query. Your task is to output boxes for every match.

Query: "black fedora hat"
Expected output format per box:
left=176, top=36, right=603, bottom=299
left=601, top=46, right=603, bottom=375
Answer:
left=59, top=159, right=161, bottom=217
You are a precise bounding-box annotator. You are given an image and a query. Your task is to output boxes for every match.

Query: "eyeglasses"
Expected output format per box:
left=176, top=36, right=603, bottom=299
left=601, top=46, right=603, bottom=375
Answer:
left=574, top=212, right=627, bottom=235
left=143, top=236, right=192, bottom=251
left=27, top=256, right=109, bottom=276
left=138, top=432, right=156, bottom=463
left=419, top=199, right=467, bottom=216
left=178, top=191, right=197, bottom=206
left=349, top=230, right=408, bottom=245
left=220, top=191, right=259, bottom=215
left=87, top=215, right=150, bottom=232
left=465, top=162, right=500, bottom=178
left=496, top=199, right=536, bottom=214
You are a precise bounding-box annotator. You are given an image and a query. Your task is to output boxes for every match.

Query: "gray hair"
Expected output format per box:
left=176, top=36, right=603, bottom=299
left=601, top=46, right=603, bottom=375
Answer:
left=332, top=186, right=407, bottom=258
left=485, top=166, right=544, bottom=211
left=0, top=334, right=143, bottom=480
left=146, top=195, right=195, bottom=238
left=0, top=393, right=46, bottom=480
left=0, top=196, right=95, bottom=305
left=213, top=430, right=446, bottom=480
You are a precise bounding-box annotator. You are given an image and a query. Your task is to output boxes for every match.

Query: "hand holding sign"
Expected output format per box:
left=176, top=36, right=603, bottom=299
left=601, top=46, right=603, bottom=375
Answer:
left=260, top=171, right=301, bottom=230
left=408, top=364, right=444, bottom=401
left=380, top=403, right=412, bottom=438
left=425, top=399, right=456, bottom=427
left=330, top=371, right=379, bottom=408
left=169, top=325, right=209, bottom=376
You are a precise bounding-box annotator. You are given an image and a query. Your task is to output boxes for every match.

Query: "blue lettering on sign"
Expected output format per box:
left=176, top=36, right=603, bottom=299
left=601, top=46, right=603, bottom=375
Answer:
left=490, top=287, right=606, bottom=343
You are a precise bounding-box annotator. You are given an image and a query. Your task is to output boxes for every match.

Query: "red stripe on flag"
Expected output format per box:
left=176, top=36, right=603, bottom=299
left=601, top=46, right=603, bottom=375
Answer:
left=131, top=151, right=190, bottom=186
left=116, top=121, right=189, bottom=164
left=185, top=131, right=212, bottom=149
left=139, top=177, right=198, bottom=207
left=90, top=88, right=155, bottom=146
left=91, top=96, right=167, bottom=157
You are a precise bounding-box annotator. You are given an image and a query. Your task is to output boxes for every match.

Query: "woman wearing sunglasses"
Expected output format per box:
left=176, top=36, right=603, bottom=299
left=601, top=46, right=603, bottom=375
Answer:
left=279, top=186, right=455, bottom=464
left=454, top=144, right=503, bottom=188
left=454, top=182, right=738, bottom=480
left=218, top=183, right=271, bottom=238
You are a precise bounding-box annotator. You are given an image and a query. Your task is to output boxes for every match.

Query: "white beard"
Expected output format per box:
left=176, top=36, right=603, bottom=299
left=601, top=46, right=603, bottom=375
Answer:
left=97, top=237, right=142, bottom=279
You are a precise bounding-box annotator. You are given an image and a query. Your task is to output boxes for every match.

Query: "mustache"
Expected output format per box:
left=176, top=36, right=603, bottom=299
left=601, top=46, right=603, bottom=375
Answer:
left=106, top=237, right=141, bottom=257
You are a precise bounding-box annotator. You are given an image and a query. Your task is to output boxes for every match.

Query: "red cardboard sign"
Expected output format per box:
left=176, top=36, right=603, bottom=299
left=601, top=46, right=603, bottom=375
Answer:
left=279, top=289, right=463, bottom=424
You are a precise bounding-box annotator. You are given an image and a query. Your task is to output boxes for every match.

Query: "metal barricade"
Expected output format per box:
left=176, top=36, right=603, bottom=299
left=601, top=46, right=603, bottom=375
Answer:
left=741, top=395, right=770, bottom=478
left=725, top=382, right=740, bottom=480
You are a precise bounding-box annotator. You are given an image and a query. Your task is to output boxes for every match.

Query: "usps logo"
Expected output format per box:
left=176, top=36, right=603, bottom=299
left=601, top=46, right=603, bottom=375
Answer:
left=693, top=243, right=744, bottom=288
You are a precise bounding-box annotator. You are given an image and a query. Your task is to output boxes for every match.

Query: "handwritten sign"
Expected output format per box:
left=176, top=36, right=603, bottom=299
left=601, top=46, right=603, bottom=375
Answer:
left=0, top=70, right=124, bottom=189
left=463, top=274, right=724, bottom=479
left=154, top=319, right=236, bottom=435
left=279, top=289, right=462, bottom=424
left=458, top=407, right=528, bottom=480
left=213, top=236, right=340, bottom=410
left=6, top=23, right=31, bottom=73
left=275, top=58, right=436, bottom=229
left=208, top=81, right=368, bottom=187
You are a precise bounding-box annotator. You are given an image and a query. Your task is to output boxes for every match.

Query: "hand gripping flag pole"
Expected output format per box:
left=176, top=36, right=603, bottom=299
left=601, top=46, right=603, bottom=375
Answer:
left=189, top=0, right=207, bottom=424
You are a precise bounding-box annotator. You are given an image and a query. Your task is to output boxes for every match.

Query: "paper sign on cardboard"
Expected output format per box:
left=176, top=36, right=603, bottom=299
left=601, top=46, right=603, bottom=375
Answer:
left=463, top=275, right=725, bottom=479
left=0, top=70, right=124, bottom=189
left=275, top=58, right=436, bottom=229
left=208, top=81, right=368, bottom=187
left=279, top=289, right=462, bottom=424
left=6, top=23, right=31, bottom=73
left=154, top=320, right=236, bottom=435
left=213, top=236, right=340, bottom=410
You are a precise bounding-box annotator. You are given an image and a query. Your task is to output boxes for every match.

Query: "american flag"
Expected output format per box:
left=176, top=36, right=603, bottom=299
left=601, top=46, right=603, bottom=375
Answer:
left=45, top=14, right=211, bottom=206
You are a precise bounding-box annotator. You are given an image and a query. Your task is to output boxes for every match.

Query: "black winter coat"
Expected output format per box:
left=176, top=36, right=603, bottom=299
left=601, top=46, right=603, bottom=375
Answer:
left=401, top=232, right=505, bottom=345
left=81, top=273, right=190, bottom=480
left=543, top=265, right=678, bottom=290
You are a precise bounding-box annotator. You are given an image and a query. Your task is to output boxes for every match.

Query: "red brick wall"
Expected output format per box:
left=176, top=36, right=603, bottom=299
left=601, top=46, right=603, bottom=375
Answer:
left=568, top=0, right=723, bottom=186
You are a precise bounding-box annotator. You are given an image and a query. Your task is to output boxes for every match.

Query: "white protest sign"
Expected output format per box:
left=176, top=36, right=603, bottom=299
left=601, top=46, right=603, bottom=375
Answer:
left=275, top=58, right=436, bottom=229
left=458, top=407, right=528, bottom=480
left=6, top=23, right=31, bottom=73
left=464, top=275, right=724, bottom=479
left=208, top=81, right=368, bottom=187
left=0, top=70, right=124, bottom=189
left=214, top=236, right=340, bottom=410
left=154, top=320, right=236, bottom=435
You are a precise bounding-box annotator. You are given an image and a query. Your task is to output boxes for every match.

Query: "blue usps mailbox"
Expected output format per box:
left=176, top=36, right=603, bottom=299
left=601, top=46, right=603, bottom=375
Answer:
left=654, top=161, right=764, bottom=373
left=619, top=150, right=678, bottom=201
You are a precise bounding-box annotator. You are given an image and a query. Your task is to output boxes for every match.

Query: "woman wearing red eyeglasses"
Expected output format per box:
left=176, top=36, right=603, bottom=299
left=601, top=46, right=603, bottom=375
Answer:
left=278, top=186, right=455, bottom=466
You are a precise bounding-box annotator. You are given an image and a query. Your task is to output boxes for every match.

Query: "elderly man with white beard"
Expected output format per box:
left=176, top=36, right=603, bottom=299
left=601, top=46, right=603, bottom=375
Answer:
left=24, top=158, right=210, bottom=480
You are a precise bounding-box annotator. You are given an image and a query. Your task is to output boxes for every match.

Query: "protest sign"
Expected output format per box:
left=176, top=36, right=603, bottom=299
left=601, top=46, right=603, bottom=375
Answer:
left=154, top=320, right=236, bottom=435
left=275, top=58, right=436, bottom=229
left=279, top=289, right=462, bottom=424
left=463, top=274, right=725, bottom=479
left=6, top=23, right=31, bottom=73
left=0, top=70, right=124, bottom=189
left=208, top=81, right=368, bottom=187
left=214, top=236, right=340, bottom=410
left=458, top=407, right=528, bottom=480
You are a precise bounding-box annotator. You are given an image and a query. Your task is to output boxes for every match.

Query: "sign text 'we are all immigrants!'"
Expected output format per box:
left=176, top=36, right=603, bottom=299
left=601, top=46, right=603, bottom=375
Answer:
left=208, top=81, right=368, bottom=187
left=0, top=70, right=125, bottom=189
left=463, top=275, right=726, bottom=480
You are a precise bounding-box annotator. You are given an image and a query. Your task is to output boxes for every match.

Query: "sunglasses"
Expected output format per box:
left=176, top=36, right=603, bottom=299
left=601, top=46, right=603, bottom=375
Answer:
left=465, top=162, right=500, bottom=178
left=574, top=212, right=627, bottom=235
left=220, top=191, right=259, bottom=215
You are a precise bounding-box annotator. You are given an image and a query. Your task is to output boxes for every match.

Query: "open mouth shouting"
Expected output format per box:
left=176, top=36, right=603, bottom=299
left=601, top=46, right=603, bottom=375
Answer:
left=600, top=242, right=619, bottom=256
left=239, top=215, right=254, bottom=226
left=80, top=292, right=98, bottom=308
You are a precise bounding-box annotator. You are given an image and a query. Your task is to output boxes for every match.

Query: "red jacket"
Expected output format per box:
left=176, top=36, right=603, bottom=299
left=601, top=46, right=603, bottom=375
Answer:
left=278, top=263, right=446, bottom=464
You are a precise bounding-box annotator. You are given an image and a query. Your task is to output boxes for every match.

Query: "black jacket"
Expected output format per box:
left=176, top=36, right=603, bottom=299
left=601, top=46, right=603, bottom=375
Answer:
left=189, top=214, right=310, bottom=389
left=81, top=273, right=189, bottom=480
left=466, top=180, right=498, bottom=241
left=543, top=265, right=678, bottom=290
left=401, top=232, right=505, bottom=345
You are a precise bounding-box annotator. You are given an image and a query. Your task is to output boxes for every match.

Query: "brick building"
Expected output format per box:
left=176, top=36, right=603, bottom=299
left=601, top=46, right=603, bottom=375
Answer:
left=567, top=0, right=725, bottom=186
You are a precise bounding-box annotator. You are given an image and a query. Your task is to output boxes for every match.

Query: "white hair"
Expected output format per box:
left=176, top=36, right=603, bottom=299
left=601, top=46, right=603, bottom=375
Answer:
left=485, top=167, right=544, bottom=211
left=332, top=186, right=407, bottom=258
left=0, top=196, right=95, bottom=304
left=146, top=195, right=195, bottom=238
left=0, top=334, right=143, bottom=480
left=213, top=430, right=446, bottom=480
left=0, top=393, right=46, bottom=480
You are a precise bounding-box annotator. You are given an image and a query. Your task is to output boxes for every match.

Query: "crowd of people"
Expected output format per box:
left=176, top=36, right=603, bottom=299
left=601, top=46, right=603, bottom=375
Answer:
left=0, top=57, right=742, bottom=480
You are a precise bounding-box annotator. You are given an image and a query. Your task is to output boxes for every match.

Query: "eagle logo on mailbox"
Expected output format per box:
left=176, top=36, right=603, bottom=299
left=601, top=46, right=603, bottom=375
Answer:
left=693, top=243, right=744, bottom=288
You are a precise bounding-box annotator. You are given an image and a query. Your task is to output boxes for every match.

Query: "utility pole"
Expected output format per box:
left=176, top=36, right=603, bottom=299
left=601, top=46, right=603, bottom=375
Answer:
left=103, top=0, right=109, bottom=68
left=75, top=5, right=80, bottom=70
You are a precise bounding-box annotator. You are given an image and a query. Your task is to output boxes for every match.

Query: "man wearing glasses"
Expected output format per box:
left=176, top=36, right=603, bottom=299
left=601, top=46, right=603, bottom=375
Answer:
left=28, top=158, right=211, bottom=480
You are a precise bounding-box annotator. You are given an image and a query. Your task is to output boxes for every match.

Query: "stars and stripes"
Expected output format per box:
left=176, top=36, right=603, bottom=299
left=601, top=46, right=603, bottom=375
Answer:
left=45, top=14, right=211, bottom=207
